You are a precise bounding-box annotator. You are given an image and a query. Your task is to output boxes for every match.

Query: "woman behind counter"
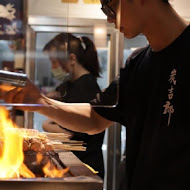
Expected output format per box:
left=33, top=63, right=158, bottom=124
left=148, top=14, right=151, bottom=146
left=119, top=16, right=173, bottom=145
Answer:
left=42, top=33, right=105, bottom=180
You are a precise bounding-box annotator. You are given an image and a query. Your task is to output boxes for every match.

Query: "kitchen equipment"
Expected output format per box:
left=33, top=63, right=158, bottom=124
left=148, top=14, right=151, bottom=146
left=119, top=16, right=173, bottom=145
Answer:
left=0, top=70, right=27, bottom=87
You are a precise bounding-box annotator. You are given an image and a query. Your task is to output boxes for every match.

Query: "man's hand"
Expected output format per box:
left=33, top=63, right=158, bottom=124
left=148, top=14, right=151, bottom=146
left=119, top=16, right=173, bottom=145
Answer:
left=0, top=79, right=46, bottom=111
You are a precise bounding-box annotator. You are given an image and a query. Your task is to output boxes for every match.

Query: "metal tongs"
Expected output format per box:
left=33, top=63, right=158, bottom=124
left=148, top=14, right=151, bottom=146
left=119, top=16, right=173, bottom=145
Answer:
left=0, top=70, right=27, bottom=87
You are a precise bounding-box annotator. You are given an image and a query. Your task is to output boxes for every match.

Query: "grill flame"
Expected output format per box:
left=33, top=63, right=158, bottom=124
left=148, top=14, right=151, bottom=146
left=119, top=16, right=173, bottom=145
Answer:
left=0, top=106, right=34, bottom=178
left=0, top=106, right=68, bottom=178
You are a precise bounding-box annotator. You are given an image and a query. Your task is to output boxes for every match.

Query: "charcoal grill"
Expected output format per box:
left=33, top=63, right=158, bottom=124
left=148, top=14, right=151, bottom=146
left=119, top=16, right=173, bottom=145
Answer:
left=0, top=151, right=103, bottom=190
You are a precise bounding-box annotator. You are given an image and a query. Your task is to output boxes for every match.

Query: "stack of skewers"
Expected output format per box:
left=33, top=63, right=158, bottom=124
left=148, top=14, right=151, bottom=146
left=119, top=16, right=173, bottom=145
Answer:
left=43, top=132, right=86, bottom=152
left=13, top=128, right=86, bottom=152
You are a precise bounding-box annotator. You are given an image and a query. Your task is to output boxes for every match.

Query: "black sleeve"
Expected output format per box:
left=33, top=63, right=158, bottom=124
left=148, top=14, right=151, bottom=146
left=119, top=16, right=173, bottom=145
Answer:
left=91, top=46, right=150, bottom=123
left=91, top=76, right=122, bottom=123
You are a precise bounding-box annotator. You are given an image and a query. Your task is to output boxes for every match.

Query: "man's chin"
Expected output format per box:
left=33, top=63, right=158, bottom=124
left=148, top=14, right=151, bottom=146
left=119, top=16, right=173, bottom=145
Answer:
left=124, top=32, right=138, bottom=39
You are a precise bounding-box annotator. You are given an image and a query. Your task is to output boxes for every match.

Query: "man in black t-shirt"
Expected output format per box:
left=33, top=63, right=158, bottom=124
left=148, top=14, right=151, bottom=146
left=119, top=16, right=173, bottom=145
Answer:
left=1, top=0, right=190, bottom=189
left=94, top=26, right=190, bottom=189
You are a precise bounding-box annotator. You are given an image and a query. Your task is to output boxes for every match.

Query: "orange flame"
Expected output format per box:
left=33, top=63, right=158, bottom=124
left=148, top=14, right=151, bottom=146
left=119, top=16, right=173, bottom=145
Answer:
left=43, top=161, right=69, bottom=178
left=0, top=106, right=69, bottom=178
left=0, top=106, right=34, bottom=178
left=36, top=153, right=43, bottom=164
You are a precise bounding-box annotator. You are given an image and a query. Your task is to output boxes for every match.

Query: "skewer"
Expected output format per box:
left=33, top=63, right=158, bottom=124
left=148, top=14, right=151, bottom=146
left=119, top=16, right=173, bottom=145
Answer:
left=5, top=128, right=86, bottom=152
left=52, top=144, right=86, bottom=151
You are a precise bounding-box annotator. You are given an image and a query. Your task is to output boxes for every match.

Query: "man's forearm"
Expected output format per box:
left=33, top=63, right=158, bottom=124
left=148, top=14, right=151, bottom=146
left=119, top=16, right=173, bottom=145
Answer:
left=38, top=97, right=113, bottom=135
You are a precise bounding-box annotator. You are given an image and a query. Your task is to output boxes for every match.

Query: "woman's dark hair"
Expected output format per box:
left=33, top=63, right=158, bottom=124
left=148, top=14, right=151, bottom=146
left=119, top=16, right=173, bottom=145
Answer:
left=43, top=33, right=101, bottom=78
left=162, top=0, right=169, bottom=3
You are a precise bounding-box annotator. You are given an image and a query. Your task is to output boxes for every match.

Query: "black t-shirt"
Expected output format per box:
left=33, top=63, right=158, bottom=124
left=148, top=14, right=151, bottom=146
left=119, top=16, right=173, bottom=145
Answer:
left=94, top=25, right=190, bottom=189
left=56, top=74, right=105, bottom=179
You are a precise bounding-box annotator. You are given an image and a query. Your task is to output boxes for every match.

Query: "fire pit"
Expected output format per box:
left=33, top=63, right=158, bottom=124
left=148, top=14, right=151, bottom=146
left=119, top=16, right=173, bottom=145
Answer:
left=0, top=151, right=103, bottom=190
left=0, top=107, right=103, bottom=190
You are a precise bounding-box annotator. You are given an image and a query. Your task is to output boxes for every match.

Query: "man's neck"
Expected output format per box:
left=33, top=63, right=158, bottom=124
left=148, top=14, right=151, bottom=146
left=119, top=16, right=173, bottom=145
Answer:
left=144, top=6, right=189, bottom=52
